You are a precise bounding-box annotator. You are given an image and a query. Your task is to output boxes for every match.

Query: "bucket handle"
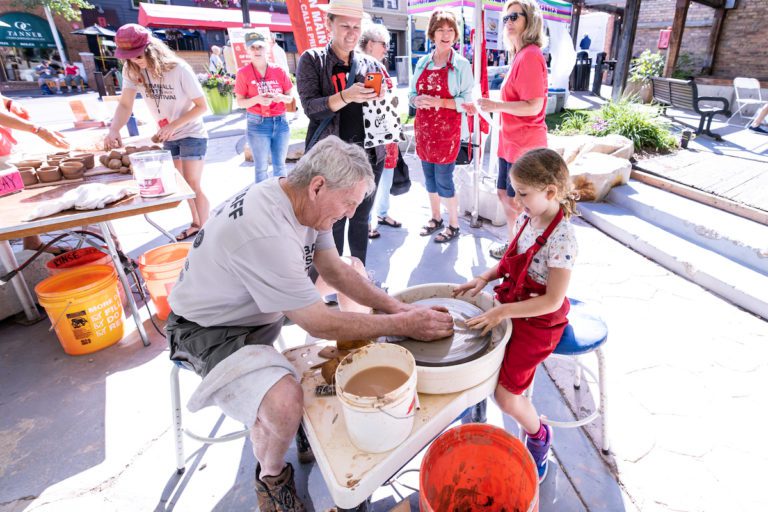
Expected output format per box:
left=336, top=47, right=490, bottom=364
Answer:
left=48, top=300, right=74, bottom=332
left=376, top=393, right=420, bottom=420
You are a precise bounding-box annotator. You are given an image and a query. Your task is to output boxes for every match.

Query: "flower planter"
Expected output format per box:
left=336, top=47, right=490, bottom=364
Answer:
left=623, top=81, right=653, bottom=104
left=204, top=88, right=233, bottom=115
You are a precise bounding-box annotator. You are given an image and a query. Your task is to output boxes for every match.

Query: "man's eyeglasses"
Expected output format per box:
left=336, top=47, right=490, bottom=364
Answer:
left=372, top=40, right=388, bottom=47
left=502, top=12, right=527, bottom=24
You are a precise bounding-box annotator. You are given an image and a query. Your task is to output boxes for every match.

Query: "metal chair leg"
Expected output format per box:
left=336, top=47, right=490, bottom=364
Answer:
left=171, top=364, right=186, bottom=474
left=596, top=347, right=610, bottom=454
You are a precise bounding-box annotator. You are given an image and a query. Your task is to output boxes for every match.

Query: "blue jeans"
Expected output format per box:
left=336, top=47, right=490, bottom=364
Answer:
left=163, top=137, right=208, bottom=161
left=369, top=167, right=394, bottom=223
left=421, top=161, right=457, bottom=198
left=247, top=113, right=290, bottom=183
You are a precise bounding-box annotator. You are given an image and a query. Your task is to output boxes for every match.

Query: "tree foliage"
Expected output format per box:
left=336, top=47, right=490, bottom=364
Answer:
left=11, top=0, right=94, bottom=21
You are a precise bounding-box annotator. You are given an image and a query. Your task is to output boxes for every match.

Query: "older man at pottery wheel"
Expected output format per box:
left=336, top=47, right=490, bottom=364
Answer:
left=166, top=135, right=453, bottom=511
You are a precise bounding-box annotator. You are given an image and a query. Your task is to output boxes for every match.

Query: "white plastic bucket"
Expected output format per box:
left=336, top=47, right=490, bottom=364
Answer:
left=129, top=150, right=178, bottom=197
left=335, top=343, right=418, bottom=453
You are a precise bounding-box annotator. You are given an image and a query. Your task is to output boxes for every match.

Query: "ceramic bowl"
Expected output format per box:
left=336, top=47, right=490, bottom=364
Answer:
left=14, top=159, right=43, bottom=169
left=60, top=159, right=85, bottom=172
left=61, top=166, right=84, bottom=180
left=37, top=166, right=62, bottom=183
left=18, top=168, right=38, bottom=186
left=71, top=152, right=95, bottom=169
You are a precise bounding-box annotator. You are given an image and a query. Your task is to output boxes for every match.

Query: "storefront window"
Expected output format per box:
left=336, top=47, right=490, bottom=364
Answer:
left=132, top=0, right=172, bottom=10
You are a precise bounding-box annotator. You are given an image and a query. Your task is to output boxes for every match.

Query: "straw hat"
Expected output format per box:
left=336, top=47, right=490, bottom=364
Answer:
left=317, top=0, right=370, bottom=20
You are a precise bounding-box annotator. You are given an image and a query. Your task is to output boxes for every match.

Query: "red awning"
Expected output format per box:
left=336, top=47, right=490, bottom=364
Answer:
left=138, top=3, right=292, bottom=32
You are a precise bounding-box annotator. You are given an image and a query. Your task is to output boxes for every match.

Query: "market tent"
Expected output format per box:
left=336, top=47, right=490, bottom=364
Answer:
left=138, top=3, right=292, bottom=32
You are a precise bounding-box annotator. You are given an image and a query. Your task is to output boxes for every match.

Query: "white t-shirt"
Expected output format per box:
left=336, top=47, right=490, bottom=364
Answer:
left=512, top=214, right=578, bottom=285
left=122, top=61, right=207, bottom=141
left=169, top=179, right=336, bottom=327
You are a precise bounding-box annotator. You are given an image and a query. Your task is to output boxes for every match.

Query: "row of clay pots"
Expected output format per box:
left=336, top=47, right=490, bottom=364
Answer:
left=13, top=151, right=95, bottom=171
left=18, top=160, right=84, bottom=185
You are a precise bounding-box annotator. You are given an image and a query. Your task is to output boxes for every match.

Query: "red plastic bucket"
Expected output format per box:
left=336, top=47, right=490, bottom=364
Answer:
left=419, top=424, right=539, bottom=512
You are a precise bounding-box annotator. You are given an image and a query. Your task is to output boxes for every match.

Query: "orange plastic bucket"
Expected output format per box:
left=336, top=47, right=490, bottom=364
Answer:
left=35, top=265, right=124, bottom=356
left=45, top=246, right=126, bottom=305
left=419, top=424, right=539, bottom=512
left=137, top=242, right=191, bottom=320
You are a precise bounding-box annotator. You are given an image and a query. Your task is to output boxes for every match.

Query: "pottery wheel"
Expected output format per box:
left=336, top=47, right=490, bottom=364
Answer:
left=381, top=298, right=492, bottom=367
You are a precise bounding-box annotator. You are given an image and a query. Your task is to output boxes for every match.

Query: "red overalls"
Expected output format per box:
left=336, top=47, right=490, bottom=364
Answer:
left=494, top=208, right=570, bottom=394
left=414, top=54, right=461, bottom=164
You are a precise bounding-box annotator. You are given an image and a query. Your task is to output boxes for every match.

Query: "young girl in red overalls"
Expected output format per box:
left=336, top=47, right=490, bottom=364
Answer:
left=453, top=148, right=578, bottom=482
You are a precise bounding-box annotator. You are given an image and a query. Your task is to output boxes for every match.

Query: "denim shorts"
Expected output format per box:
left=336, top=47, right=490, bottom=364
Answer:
left=163, top=137, right=208, bottom=161
left=421, top=161, right=457, bottom=198
left=496, top=157, right=516, bottom=197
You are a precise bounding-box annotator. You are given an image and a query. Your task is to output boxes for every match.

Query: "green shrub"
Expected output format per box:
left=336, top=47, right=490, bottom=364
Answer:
left=553, top=98, right=678, bottom=152
left=629, top=50, right=664, bottom=84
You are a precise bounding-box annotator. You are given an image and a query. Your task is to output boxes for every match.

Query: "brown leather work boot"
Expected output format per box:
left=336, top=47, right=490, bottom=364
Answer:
left=255, top=463, right=306, bottom=512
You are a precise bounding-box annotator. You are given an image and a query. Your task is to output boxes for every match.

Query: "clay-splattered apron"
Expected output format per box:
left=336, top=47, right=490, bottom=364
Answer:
left=414, top=56, right=461, bottom=164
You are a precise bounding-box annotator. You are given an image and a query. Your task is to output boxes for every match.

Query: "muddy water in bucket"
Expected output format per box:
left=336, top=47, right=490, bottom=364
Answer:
left=336, top=344, right=417, bottom=453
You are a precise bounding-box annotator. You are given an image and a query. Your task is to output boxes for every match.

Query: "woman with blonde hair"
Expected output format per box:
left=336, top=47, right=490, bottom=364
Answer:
left=105, top=24, right=210, bottom=241
left=409, top=9, right=474, bottom=244
left=477, top=0, right=549, bottom=259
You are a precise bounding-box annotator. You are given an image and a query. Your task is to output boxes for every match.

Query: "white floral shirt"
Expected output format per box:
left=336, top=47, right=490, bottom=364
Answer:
left=512, top=214, right=578, bottom=285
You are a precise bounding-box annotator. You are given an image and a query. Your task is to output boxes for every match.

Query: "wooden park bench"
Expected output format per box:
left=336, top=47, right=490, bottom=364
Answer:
left=650, top=77, right=730, bottom=140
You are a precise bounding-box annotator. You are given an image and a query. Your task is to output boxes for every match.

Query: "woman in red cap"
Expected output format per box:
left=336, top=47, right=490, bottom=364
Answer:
left=105, top=24, right=210, bottom=241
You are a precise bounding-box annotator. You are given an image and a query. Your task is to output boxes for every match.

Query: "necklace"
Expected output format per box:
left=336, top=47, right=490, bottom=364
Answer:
left=143, top=70, right=162, bottom=115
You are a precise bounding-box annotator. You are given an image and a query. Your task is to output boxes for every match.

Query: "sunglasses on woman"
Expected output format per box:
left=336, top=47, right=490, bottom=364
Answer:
left=502, top=12, right=527, bottom=24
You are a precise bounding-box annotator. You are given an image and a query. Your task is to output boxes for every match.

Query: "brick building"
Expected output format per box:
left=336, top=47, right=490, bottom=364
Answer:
left=617, top=0, right=767, bottom=80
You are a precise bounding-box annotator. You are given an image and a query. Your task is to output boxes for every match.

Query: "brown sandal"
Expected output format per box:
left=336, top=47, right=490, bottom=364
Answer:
left=176, top=224, right=201, bottom=241
left=420, top=218, right=444, bottom=236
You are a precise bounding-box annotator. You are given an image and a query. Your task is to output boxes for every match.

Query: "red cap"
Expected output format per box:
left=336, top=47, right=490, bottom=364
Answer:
left=115, top=24, right=150, bottom=59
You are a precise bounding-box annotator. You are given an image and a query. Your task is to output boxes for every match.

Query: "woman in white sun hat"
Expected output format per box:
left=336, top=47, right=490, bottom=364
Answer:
left=296, top=0, right=386, bottom=266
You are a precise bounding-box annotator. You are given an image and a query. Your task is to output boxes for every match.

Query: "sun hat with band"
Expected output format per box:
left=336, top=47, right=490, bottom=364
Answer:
left=114, top=24, right=151, bottom=59
left=317, top=0, right=370, bottom=19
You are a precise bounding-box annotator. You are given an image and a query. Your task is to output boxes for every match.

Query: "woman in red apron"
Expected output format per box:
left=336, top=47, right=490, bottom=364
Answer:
left=409, top=10, right=475, bottom=244
left=454, top=148, right=579, bottom=482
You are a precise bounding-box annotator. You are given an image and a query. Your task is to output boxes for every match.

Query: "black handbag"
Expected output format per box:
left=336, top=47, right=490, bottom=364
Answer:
left=455, top=115, right=478, bottom=165
left=455, top=141, right=478, bottom=165
left=390, top=152, right=411, bottom=196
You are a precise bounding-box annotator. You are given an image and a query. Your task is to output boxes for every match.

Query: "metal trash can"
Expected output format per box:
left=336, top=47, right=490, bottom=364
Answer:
left=395, top=56, right=410, bottom=84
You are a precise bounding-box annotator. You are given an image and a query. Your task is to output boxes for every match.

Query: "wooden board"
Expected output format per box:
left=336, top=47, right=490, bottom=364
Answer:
left=24, top=177, right=85, bottom=189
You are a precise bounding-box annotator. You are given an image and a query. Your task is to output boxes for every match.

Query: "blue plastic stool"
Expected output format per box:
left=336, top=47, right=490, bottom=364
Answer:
left=523, top=299, right=610, bottom=454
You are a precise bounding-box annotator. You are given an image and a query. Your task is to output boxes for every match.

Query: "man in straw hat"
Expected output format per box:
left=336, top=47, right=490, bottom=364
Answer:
left=166, top=136, right=453, bottom=511
left=296, top=0, right=387, bottom=267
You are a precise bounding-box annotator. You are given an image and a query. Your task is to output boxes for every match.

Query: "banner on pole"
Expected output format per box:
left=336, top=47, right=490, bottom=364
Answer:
left=285, top=0, right=330, bottom=54
left=407, top=0, right=572, bottom=24
left=226, top=27, right=272, bottom=70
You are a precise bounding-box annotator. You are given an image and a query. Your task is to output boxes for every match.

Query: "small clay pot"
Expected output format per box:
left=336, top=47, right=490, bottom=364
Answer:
left=61, top=167, right=84, bottom=180
left=14, top=159, right=43, bottom=169
left=46, top=156, right=66, bottom=165
left=18, top=168, right=38, bottom=186
left=71, top=152, right=95, bottom=169
left=53, top=151, right=70, bottom=157
left=59, top=158, right=85, bottom=171
left=37, top=166, right=62, bottom=183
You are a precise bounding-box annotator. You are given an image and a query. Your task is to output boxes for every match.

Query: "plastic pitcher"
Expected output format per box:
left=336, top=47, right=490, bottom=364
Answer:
left=129, top=150, right=178, bottom=198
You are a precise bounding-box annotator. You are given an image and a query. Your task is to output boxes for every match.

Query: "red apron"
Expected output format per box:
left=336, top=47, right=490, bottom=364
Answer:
left=414, top=55, right=461, bottom=164
left=494, top=208, right=571, bottom=394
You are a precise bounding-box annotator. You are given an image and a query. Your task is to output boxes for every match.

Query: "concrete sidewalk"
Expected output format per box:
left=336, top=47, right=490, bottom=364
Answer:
left=1, top=104, right=767, bottom=511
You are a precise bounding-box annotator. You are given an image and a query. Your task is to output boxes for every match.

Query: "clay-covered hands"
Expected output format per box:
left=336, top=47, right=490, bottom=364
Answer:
left=37, top=127, right=69, bottom=149
left=104, top=130, right=122, bottom=150
left=154, top=123, right=176, bottom=142
left=401, top=305, right=454, bottom=341
left=464, top=306, right=505, bottom=337
left=452, top=277, right=488, bottom=299
left=476, top=97, right=498, bottom=112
